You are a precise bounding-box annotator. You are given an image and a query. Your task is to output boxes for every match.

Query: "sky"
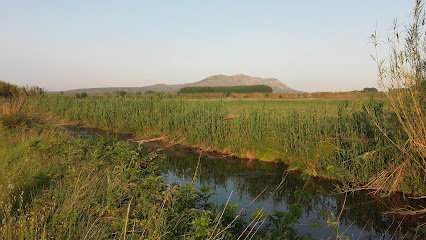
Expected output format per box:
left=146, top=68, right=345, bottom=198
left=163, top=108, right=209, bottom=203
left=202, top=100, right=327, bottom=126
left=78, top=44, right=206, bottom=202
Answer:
left=0, top=1, right=415, bottom=92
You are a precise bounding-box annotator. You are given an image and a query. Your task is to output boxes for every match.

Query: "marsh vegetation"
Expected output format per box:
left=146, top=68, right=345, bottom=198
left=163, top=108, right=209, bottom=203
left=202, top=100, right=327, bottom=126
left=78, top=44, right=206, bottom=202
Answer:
left=1, top=1, right=426, bottom=239
left=28, top=95, right=424, bottom=195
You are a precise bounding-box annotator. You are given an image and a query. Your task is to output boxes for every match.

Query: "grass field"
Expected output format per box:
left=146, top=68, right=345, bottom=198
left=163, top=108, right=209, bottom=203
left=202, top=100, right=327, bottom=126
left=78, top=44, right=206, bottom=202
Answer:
left=220, top=98, right=373, bottom=114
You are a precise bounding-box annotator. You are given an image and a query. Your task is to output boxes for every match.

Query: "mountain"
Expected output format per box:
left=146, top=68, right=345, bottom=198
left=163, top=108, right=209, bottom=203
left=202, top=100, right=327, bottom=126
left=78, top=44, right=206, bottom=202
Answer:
left=60, top=74, right=299, bottom=94
left=186, top=74, right=296, bottom=93
left=60, top=84, right=185, bottom=95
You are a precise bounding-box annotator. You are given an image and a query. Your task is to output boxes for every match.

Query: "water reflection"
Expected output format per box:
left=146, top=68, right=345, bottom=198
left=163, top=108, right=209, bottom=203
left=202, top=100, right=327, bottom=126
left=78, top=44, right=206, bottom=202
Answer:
left=60, top=123, right=424, bottom=239
left=158, top=146, right=424, bottom=239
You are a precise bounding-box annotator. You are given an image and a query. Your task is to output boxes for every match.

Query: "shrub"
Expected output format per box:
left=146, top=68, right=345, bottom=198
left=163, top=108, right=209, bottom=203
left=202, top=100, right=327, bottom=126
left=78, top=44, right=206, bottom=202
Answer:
left=117, top=91, right=126, bottom=97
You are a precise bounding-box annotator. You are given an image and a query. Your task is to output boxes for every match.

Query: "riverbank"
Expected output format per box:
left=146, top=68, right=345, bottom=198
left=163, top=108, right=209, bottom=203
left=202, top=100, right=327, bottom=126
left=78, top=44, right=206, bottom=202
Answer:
left=0, top=108, right=251, bottom=239
left=1, top=98, right=425, bottom=239
left=28, top=96, right=425, bottom=195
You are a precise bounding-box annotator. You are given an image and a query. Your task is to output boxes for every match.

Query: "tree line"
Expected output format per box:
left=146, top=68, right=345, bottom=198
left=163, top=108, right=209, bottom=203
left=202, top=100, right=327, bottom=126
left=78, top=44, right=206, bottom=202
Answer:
left=178, top=85, right=273, bottom=94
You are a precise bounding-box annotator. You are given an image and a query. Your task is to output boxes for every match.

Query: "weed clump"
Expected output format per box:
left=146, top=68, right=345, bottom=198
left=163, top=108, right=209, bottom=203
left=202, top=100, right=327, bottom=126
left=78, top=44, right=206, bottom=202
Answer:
left=0, top=100, right=29, bottom=128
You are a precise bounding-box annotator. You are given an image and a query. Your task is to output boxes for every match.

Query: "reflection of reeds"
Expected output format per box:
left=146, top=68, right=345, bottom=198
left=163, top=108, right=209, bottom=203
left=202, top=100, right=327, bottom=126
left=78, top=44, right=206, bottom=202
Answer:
left=389, top=207, right=426, bottom=216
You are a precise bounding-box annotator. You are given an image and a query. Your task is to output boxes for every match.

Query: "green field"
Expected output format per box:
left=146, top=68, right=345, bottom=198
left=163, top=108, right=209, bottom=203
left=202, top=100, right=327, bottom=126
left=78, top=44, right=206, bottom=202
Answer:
left=220, top=98, right=372, bottom=114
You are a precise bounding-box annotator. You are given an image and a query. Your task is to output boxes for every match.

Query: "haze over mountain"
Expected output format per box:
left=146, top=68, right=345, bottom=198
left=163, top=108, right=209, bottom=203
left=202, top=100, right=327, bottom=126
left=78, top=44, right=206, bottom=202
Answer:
left=60, top=74, right=300, bottom=94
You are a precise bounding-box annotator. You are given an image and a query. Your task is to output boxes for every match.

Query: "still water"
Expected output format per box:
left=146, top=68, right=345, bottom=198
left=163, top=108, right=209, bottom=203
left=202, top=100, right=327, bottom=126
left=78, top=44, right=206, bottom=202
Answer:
left=63, top=123, right=424, bottom=239
left=156, top=144, right=422, bottom=239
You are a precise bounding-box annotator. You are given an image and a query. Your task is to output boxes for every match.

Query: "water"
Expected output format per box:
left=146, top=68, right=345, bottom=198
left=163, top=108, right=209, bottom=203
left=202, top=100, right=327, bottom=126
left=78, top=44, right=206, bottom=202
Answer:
left=61, top=123, right=425, bottom=239
left=157, top=145, right=424, bottom=239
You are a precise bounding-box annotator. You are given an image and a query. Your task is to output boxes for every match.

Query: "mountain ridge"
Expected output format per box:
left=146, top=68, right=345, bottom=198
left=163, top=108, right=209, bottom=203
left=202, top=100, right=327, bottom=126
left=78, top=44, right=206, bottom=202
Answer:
left=58, top=74, right=300, bottom=94
left=188, top=74, right=295, bottom=93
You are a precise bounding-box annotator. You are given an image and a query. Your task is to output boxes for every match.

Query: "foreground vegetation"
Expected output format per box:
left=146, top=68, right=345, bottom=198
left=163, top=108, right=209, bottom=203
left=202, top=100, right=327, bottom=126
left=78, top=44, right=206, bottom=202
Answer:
left=1, top=98, right=424, bottom=239
left=2, top=101, right=345, bottom=239
left=0, top=112, right=236, bottom=239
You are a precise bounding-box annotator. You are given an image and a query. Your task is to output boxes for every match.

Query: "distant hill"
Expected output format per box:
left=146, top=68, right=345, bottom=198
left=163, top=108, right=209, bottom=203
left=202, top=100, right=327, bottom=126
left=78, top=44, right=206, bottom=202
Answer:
left=187, top=74, right=297, bottom=93
left=58, top=84, right=185, bottom=95
left=59, top=74, right=299, bottom=94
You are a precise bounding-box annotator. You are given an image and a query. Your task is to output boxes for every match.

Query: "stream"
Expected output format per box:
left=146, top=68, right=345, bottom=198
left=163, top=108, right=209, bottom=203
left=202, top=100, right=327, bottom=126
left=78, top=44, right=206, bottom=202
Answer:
left=60, top=123, right=425, bottom=239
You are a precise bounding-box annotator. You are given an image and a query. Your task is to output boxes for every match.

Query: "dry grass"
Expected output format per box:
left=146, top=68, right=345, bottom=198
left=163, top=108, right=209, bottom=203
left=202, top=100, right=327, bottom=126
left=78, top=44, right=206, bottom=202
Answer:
left=311, top=91, right=386, bottom=99
left=367, top=0, right=425, bottom=199
left=0, top=99, right=29, bottom=128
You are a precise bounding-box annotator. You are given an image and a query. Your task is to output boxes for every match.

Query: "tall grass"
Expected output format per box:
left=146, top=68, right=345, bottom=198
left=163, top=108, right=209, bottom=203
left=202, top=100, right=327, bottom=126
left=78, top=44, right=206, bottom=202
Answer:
left=0, top=80, right=45, bottom=99
left=28, top=94, right=424, bottom=194
left=0, top=99, right=28, bottom=128
left=0, top=105, right=335, bottom=239
left=370, top=0, right=426, bottom=194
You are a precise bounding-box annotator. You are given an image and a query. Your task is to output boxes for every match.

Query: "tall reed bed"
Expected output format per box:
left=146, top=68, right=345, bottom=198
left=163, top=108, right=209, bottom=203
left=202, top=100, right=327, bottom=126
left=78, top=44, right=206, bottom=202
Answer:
left=368, top=0, right=426, bottom=195
left=29, top=95, right=423, bottom=194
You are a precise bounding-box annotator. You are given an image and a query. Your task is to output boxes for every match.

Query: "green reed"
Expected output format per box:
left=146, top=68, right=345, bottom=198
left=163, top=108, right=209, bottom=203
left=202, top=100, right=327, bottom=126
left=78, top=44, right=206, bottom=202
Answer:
left=29, top=95, right=424, bottom=194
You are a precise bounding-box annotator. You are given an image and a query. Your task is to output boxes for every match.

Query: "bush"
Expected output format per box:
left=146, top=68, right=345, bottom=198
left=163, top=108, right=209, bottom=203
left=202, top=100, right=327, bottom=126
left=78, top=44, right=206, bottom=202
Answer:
left=362, top=87, right=378, bottom=92
left=117, top=91, right=126, bottom=97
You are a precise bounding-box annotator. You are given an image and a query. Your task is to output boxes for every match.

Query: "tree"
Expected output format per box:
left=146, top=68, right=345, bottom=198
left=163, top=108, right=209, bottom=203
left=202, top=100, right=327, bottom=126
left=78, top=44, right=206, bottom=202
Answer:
left=362, top=87, right=378, bottom=92
left=117, top=91, right=126, bottom=97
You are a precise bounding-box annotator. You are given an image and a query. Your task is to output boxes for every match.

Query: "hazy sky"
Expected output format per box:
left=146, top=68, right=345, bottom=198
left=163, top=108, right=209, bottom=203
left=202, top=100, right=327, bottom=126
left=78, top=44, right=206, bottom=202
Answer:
left=0, top=1, right=414, bottom=92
